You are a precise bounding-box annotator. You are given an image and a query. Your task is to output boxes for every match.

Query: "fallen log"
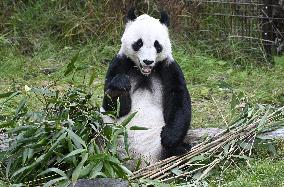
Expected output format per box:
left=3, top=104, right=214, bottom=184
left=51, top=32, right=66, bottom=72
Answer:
left=185, top=127, right=284, bottom=144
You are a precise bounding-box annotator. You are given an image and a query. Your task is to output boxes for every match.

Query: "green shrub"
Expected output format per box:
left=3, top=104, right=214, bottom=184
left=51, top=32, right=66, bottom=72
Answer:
left=0, top=87, right=132, bottom=186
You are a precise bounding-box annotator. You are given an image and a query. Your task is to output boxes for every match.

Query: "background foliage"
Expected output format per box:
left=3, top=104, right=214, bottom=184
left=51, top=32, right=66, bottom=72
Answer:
left=0, top=0, right=272, bottom=63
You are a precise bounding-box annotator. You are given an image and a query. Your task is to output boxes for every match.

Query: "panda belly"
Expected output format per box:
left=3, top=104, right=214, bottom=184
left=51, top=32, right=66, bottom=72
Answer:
left=117, top=76, right=165, bottom=164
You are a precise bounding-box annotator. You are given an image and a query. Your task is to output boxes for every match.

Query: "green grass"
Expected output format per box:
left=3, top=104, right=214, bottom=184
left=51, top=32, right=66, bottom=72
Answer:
left=209, top=159, right=284, bottom=187
left=207, top=139, right=284, bottom=186
left=172, top=46, right=284, bottom=128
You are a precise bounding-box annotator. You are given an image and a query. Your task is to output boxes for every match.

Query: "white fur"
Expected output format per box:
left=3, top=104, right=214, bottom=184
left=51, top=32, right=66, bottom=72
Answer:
left=123, top=75, right=164, bottom=162
left=118, top=14, right=173, bottom=68
left=101, top=75, right=165, bottom=167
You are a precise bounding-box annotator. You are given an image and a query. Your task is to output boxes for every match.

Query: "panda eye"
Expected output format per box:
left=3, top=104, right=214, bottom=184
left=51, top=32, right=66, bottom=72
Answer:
left=132, top=39, right=143, bottom=51
left=154, top=40, right=163, bottom=53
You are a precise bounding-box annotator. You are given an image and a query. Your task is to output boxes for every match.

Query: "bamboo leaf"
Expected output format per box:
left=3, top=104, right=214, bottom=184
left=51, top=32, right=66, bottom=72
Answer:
left=119, top=164, right=133, bottom=176
left=43, top=176, right=67, bottom=187
left=134, top=159, right=142, bottom=171
left=104, top=162, right=115, bottom=177
left=257, top=107, right=271, bottom=131
left=124, top=130, right=129, bottom=154
left=268, top=144, right=277, bottom=156
left=90, top=162, right=103, bottom=175
left=61, top=148, right=86, bottom=161
left=39, top=168, right=68, bottom=179
left=0, top=91, right=20, bottom=104
left=63, top=127, right=87, bottom=149
left=192, top=171, right=203, bottom=180
left=0, top=180, right=9, bottom=187
left=22, top=148, right=29, bottom=165
left=239, top=142, right=253, bottom=150
left=223, top=143, right=230, bottom=156
left=64, top=52, right=79, bottom=76
left=0, top=91, right=19, bottom=98
left=190, top=154, right=207, bottom=162
left=171, top=167, right=182, bottom=176
left=129, top=126, right=148, bottom=130
left=89, top=171, right=107, bottom=179
left=11, top=165, right=33, bottom=178
left=256, top=135, right=273, bottom=140
left=72, top=153, right=88, bottom=183
left=120, top=112, right=137, bottom=127
left=42, top=132, right=67, bottom=160
left=79, top=163, right=95, bottom=178
left=14, top=97, right=27, bottom=117
left=232, top=155, right=253, bottom=160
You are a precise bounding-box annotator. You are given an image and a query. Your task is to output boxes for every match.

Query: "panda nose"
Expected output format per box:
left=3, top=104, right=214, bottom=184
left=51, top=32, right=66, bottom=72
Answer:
left=143, top=60, right=154, bottom=65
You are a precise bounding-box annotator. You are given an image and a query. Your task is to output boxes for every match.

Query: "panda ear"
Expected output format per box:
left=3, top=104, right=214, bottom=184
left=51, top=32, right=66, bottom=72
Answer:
left=159, top=11, right=170, bottom=27
left=127, top=8, right=137, bottom=22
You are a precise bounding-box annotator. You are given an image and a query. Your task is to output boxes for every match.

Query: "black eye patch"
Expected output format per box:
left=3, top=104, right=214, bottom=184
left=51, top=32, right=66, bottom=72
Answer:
left=154, top=40, right=163, bottom=53
left=132, top=38, right=143, bottom=51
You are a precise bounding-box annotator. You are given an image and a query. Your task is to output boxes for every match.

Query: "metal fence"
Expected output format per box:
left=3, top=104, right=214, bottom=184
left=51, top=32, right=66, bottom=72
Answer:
left=189, top=0, right=284, bottom=61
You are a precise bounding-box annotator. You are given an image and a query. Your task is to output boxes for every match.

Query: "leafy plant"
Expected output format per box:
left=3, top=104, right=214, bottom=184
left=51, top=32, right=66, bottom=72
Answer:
left=0, top=87, right=132, bottom=186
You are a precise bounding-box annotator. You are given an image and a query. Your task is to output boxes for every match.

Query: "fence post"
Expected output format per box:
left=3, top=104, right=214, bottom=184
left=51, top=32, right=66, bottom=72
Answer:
left=261, top=0, right=274, bottom=62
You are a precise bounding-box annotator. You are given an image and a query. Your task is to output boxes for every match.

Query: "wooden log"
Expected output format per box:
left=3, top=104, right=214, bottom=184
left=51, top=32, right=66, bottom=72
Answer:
left=184, top=127, right=284, bottom=144
left=69, top=179, right=128, bottom=187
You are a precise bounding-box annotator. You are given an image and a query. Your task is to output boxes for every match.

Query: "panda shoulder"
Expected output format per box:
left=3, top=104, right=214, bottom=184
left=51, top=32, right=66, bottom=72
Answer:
left=163, top=59, right=184, bottom=75
left=109, top=54, right=126, bottom=66
left=106, top=54, right=134, bottom=75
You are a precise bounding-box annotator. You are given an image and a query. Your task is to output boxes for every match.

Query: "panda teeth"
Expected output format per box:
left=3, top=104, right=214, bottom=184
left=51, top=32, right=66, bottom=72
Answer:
left=141, top=66, right=152, bottom=75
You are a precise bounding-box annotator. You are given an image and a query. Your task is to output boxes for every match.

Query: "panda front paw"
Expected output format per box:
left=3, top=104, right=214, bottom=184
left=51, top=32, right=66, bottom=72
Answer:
left=162, top=142, right=191, bottom=159
left=106, top=74, right=131, bottom=97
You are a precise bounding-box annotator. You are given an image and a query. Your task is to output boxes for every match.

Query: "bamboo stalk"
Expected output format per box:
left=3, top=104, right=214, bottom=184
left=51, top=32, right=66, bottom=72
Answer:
left=131, top=106, right=284, bottom=182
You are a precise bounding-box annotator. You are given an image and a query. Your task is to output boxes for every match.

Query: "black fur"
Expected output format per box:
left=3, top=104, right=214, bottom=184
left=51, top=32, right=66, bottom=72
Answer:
left=159, top=11, right=170, bottom=27
left=102, top=55, right=133, bottom=117
left=102, top=57, right=192, bottom=159
left=154, top=40, right=163, bottom=53
left=132, top=38, right=143, bottom=51
left=133, top=73, right=153, bottom=93
left=127, top=8, right=137, bottom=21
left=157, top=61, right=192, bottom=158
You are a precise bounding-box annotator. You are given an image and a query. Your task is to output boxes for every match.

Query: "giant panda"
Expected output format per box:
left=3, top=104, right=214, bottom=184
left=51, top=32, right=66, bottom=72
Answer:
left=102, top=9, right=192, bottom=167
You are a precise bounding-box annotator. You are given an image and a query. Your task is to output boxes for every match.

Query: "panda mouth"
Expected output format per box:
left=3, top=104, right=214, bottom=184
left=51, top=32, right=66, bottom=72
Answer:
left=140, top=65, right=153, bottom=75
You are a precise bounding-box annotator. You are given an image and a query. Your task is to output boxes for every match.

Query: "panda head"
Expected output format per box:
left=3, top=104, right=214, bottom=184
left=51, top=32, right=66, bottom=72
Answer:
left=119, top=9, right=173, bottom=75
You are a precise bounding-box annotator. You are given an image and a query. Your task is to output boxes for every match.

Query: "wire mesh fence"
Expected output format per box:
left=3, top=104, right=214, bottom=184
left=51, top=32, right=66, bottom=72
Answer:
left=187, top=0, right=284, bottom=61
